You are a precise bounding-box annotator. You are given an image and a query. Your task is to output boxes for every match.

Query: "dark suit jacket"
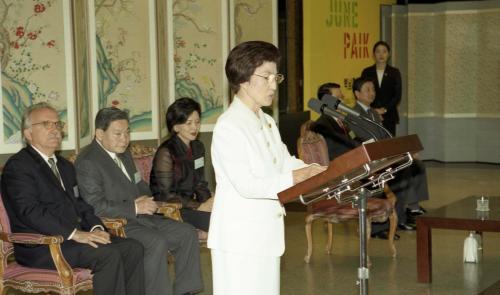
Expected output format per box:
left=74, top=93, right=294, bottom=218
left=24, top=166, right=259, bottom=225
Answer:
left=75, top=140, right=158, bottom=227
left=347, top=102, right=429, bottom=220
left=347, top=103, right=389, bottom=141
left=1, top=146, right=103, bottom=266
left=312, top=114, right=360, bottom=160
left=361, top=64, right=402, bottom=134
left=75, top=140, right=203, bottom=295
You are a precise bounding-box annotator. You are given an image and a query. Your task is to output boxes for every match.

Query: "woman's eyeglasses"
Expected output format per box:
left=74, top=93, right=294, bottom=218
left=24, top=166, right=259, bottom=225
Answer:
left=253, top=73, right=285, bottom=84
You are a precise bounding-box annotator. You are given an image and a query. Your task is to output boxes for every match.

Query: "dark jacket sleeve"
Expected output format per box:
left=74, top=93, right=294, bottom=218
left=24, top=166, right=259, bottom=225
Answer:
left=75, top=157, right=137, bottom=219
left=150, top=147, right=186, bottom=203
left=192, top=142, right=211, bottom=203
left=312, top=116, right=361, bottom=160
left=361, top=66, right=371, bottom=79
left=385, top=67, right=402, bottom=110
left=59, top=159, right=104, bottom=231
left=2, top=159, right=102, bottom=239
left=194, top=171, right=211, bottom=203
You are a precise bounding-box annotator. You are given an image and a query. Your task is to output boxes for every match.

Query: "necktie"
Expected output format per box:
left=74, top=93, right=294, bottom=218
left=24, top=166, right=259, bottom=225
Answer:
left=114, top=156, right=131, bottom=181
left=48, top=157, right=62, bottom=183
left=114, top=156, right=123, bottom=170
left=335, top=118, right=347, bottom=134
left=368, top=108, right=377, bottom=121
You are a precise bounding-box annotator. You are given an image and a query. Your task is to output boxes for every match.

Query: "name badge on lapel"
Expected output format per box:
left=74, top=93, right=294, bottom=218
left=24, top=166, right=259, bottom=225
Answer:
left=194, top=157, right=204, bottom=170
left=73, top=185, right=80, bottom=198
left=134, top=172, right=142, bottom=184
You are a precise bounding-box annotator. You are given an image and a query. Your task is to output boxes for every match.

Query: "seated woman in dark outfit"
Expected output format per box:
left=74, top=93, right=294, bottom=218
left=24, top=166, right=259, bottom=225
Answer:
left=150, top=97, right=212, bottom=238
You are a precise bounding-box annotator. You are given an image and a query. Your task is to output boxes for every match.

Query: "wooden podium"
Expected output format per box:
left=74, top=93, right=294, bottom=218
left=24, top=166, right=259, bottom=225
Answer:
left=278, top=134, right=423, bottom=205
left=278, top=134, right=423, bottom=295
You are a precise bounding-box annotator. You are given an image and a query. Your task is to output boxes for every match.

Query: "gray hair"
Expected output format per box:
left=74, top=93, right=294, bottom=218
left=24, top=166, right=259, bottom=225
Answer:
left=22, top=102, right=57, bottom=130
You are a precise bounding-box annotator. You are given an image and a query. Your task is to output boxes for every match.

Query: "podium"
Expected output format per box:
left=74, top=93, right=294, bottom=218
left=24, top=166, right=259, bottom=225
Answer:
left=279, top=134, right=423, bottom=295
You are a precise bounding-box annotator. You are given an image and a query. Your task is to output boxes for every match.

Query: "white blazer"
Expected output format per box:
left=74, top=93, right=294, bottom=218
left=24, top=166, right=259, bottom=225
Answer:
left=208, top=97, right=306, bottom=257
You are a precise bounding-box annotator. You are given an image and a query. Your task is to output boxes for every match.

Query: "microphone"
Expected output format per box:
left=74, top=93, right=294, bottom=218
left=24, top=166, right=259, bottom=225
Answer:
left=320, top=94, right=393, bottom=139
left=321, top=94, right=361, bottom=118
left=308, top=98, right=346, bottom=121
left=310, top=98, right=381, bottom=141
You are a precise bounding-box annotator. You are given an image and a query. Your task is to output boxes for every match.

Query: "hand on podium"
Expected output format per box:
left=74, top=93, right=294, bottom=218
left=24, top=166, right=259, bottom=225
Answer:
left=292, top=164, right=327, bottom=185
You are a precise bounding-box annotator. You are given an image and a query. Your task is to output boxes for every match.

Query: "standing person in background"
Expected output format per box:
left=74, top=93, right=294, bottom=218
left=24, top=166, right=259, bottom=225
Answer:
left=361, top=41, right=402, bottom=136
left=208, top=40, right=326, bottom=295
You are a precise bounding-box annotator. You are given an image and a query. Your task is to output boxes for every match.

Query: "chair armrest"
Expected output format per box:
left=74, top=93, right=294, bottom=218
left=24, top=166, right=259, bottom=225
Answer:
left=0, top=231, right=75, bottom=287
left=0, top=232, right=63, bottom=245
left=156, top=201, right=183, bottom=221
left=156, top=201, right=183, bottom=209
left=101, top=217, right=127, bottom=238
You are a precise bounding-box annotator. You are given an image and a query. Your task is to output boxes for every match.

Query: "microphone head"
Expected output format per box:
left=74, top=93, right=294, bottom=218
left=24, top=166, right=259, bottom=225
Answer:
left=320, top=94, right=341, bottom=109
left=307, top=98, right=324, bottom=114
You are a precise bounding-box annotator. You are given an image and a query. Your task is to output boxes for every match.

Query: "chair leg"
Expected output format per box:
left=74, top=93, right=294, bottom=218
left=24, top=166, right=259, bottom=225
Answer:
left=388, top=210, right=398, bottom=258
left=304, top=215, right=314, bottom=263
left=385, top=184, right=398, bottom=257
left=325, top=222, right=333, bottom=254
left=61, top=286, right=76, bottom=295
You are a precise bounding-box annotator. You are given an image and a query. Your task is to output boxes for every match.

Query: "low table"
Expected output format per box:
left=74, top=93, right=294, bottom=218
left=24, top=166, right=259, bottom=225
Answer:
left=416, top=196, right=500, bottom=283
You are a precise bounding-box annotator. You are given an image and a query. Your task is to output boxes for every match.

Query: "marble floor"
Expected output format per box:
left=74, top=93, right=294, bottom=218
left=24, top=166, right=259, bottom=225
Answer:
left=196, top=162, right=500, bottom=295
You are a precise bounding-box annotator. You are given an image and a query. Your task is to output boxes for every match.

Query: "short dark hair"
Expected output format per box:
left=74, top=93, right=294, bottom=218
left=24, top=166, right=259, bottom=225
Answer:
left=225, top=40, right=281, bottom=93
left=352, top=77, right=376, bottom=98
left=95, top=107, right=129, bottom=131
left=373, top=40, right=391, bottom=54
left=317, top=82, right=340, bottom=100
left=166, top=97, right=201, bottom=133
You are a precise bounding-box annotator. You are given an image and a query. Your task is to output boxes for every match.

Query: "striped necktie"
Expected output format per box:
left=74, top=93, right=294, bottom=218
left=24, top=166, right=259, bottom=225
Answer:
left=48, top=157, right=62, bottom=183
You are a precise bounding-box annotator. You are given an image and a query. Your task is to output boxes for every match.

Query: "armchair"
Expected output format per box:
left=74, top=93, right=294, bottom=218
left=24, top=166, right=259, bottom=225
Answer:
left=297, top=121, right=397, bottom=263
left=0, top=194, right=93, bottom=295
left=69, top=147, right=183, bottom=222
left=130, top=144, right=183, bottom=222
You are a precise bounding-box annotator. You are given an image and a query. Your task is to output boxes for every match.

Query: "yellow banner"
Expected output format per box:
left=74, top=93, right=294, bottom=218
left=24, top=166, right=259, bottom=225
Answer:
left=303, top=0, right=396, bottom=119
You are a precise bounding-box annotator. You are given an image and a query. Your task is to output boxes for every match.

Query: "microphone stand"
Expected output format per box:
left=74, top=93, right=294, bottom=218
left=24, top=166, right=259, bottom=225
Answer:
left=359, top=116, right=393, bottom=139
left=344, top=116, right=381, bottom=141
left=357, top=188, right=370, bottom=295
left=317, top=103, right=382, bottom=142
left=324, top=109, right=394, bottom=295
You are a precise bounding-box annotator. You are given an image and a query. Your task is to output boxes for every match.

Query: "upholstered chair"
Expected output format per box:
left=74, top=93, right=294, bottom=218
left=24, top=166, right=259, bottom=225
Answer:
left=0, top=194, right=93, bottom=295
left=297, top=120, right=397, bottom=263
left=129, top=144, right=183, bottom=221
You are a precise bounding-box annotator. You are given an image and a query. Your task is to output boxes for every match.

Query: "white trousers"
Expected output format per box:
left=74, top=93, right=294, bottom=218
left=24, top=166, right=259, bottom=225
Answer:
left=211, top=249, right=280, bottom=295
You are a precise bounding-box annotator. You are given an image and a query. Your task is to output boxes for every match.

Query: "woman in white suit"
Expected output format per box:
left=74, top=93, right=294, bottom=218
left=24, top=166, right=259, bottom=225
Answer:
left=208, top=41, right=326, bottom=295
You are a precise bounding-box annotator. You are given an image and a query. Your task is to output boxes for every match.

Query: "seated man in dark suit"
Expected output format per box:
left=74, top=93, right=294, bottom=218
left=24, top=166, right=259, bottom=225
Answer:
left=349, top=77, right=430, bottom=235
left=312, top=82, right=359, bottom=160
left=75, top=107, right=203, bottom=295
left=1, top=102, right=145, bottom=295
